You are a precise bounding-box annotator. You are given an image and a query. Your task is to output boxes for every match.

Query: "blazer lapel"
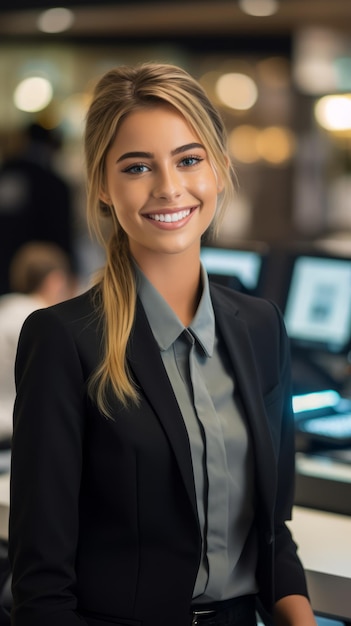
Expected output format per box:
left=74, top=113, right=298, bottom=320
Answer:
left=127, top=299, right=198, bottom=519
left=211, top=287, right=277, bottom=518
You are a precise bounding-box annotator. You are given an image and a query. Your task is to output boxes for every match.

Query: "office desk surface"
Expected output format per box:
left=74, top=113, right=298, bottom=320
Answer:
left=289, top=506, right=351, bottom=621
left=288, top=506, right=351, bottom=578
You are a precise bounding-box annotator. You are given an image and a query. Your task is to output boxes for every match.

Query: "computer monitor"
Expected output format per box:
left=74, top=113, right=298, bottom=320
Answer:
left=283, top=253, right=351, bottom=355
left=200, top=245, right=266, bottom=295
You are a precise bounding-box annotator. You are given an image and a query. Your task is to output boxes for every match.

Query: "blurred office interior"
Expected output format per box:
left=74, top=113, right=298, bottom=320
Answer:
left=0, top=2, right=351, bottom=623
left=1, top=0, right=351, bottom=267
left=2, top=0, right=351, bottom=406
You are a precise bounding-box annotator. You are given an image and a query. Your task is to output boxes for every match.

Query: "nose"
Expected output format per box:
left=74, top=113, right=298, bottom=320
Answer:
left=152, top=165, right=182, bottom=201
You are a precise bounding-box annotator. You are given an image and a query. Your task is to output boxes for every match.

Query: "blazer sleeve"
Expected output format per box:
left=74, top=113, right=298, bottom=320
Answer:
left=9, top=307, right=89, bottom=626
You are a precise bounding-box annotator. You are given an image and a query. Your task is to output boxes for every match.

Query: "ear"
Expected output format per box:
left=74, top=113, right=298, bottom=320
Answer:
left=213, top=156, right=229, bottom=194
left=99, top=188, right=111, bottom=206
left=216, top=167, right=226, bottom=194
left=217, top=176, right=225, bottom=194
left=98, top=172, right=112, bottom=206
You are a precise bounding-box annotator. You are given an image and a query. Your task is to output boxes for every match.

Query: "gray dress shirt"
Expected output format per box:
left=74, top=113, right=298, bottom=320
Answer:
left=134, top=263, right=258, bottom=603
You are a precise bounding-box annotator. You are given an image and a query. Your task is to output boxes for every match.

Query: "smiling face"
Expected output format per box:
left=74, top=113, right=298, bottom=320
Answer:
left=101, top=104, right=222, bottom=269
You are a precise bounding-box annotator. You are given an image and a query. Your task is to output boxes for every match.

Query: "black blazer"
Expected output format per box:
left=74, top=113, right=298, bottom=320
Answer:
left=9, top=283, right=308, bottom=626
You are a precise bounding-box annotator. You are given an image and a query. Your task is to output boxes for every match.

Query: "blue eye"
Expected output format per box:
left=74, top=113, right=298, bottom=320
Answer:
left=179, top=155, right=203, bottom=167
left=123, top=163, right=149, bottom=174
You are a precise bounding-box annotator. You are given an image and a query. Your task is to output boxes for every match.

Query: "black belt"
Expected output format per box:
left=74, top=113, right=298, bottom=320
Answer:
left=190, top=595, right=256, bottom=626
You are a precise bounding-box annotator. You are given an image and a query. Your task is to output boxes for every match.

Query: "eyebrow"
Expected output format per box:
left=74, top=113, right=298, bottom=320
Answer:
left=116, top=142, right=205, bottom=163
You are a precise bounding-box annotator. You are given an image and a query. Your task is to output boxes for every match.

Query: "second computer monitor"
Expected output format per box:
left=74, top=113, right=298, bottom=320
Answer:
left=283, top=253, right=351, bottom=355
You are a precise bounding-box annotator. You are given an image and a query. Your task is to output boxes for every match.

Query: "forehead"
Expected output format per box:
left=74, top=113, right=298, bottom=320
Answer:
left=114, top=104, right=202, bottom=147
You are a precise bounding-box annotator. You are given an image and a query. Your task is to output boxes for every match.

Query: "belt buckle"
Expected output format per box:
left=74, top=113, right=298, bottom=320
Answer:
left=191, top=609, right=216, bottom=625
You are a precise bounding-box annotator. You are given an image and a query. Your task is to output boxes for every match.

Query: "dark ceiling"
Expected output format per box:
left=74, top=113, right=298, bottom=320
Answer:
left=0, top=0, right=350, bottom=41
left=2, top=0, right=211, bottom=9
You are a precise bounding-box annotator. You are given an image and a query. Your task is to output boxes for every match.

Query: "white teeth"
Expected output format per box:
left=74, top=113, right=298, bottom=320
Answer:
left=149, top=209, right=191, bottom=223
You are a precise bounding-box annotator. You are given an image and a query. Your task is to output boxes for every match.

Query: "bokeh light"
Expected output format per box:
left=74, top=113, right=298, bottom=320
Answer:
left=215, top=73, right=258, bottom=110
left=314, top=95, right=351, bottom=131
left=13, top=76, right=53, bottom=113
left=37, top=8, right=75, bottom=34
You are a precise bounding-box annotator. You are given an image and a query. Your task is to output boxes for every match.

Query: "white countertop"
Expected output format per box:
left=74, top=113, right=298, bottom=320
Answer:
left=288, top=505, right=351, bottom=578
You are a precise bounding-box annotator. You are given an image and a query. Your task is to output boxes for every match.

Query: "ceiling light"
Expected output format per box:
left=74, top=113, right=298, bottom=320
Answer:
left=215, top=73, right=258, bottom=110
left=14, top=77, right=53, bottom=113
left=37, top=8, right=75, bottom=33
left=238, top=0, right=279, bottom=17
left=314, top=95, right=351, bottom=131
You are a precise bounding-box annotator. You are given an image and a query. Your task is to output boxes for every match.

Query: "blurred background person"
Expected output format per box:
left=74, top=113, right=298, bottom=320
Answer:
left=0, top=122, right=77, bottom=295
left=0, top=241, right=76, bottom=450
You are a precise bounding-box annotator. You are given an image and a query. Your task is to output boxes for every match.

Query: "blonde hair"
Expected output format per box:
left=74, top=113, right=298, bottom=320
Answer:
left=84, top=62, right=235, bottom=415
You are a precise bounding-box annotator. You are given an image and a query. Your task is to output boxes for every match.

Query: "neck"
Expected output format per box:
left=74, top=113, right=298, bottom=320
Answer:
left=135, top=250, right=202, bottom=326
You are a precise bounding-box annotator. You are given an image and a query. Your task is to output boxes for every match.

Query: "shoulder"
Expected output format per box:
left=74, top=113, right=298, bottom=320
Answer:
left=209, top=281, right=287, bottom=352
left=210, top=280, right=281, bottom=321
left=30, top=286, right=97, bottom=321
left=17, top=287, right=102, bottom=379
left=21, top=287, right=101, bottom=346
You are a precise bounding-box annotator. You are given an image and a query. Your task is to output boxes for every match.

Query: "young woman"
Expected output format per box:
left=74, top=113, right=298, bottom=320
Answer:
left=9, top=63, right=317, bottom=626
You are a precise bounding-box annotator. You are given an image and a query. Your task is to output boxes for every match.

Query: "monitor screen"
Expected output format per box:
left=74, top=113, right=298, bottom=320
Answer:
left=283, top=255, right=351, bottom=354
left=200, top=246, right=264, bottom=293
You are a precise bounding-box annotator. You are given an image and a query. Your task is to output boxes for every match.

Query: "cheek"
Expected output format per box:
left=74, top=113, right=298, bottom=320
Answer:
left=197, top=169, right=219, bottom=194
left=111, top=187, right=136, bottom=218
left=197, top=174, right=220, bottom=208
left=113, top=205, right=135, bottom=232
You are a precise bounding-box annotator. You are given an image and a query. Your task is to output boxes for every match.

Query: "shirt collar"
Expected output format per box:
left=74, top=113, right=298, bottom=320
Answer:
left=134, top=260, right=215, bottom=356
